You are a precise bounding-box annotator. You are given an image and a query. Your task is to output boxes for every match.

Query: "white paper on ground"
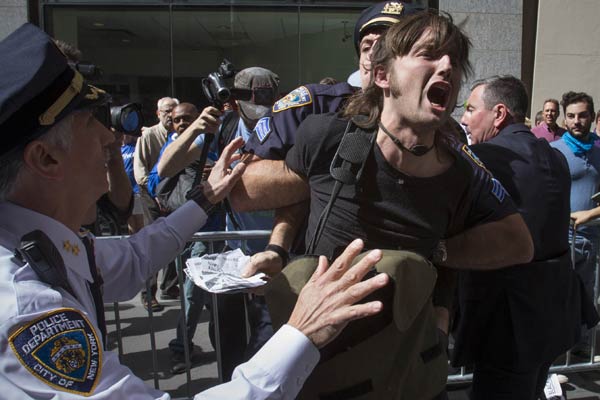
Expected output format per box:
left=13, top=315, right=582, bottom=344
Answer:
left=185, top=248, right=267, bottom=293
left=543, top=373, right=563, bottom=398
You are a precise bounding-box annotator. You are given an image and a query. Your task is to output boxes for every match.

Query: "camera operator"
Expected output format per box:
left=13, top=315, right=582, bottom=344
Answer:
left=158, top=67, right=280, bottom=377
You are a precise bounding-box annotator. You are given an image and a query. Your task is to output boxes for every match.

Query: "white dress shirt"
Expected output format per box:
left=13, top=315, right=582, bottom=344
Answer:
left=0, top=200, right=319, bottom=399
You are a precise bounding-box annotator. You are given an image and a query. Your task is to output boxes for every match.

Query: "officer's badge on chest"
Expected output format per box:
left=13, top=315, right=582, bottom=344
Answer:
left=9, top=308, right=102, bottom=395
left=273, top=86, right=312, bottom=112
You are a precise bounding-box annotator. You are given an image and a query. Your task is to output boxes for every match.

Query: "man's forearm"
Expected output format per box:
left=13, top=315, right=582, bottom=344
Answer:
left=442, top=213, right=533, bottom=270
left=269, top=201, right=309, bottom=250
left=157, top=130, right=200, bottom=178
left=230, top=158, right=309, bottom=212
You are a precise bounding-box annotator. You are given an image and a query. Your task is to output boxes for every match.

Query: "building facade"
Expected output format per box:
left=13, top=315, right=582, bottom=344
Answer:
left=2, top=0, right=532, bottom=122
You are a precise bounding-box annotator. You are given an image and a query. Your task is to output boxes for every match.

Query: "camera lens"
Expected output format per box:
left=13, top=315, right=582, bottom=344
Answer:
left=121, top=108, right=140, bottom=132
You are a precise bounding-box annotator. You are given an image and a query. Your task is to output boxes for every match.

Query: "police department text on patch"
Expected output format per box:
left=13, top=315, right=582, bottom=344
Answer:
left=9, top=308, right=101, bottom=395
left=273, top=86, right=312, bottom=112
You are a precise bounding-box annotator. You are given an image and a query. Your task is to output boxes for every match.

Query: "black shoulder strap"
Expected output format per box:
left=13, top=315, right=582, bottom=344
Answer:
left=15, top=230, right=77, bottom=298
left=217, top=110, right=240, bottom=155
left=217, top=111, right=243, bottom=230
left=306, top=117, right=377, bottom=254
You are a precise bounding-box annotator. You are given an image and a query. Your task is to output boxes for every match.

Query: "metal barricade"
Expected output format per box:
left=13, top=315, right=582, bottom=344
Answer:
left=99, top=230, right=270, bottom=398
left=102, top=222, right=600, bottom=393
left=447, top=219, right=600, bottom=385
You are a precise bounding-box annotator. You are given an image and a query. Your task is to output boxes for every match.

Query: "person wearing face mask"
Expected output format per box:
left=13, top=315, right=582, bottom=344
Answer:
left=157, top=67, right=280, bottom=377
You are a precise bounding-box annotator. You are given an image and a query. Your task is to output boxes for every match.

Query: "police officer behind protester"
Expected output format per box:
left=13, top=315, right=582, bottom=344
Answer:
left=0, top=24, right=392, bottom=399
left=234, top=10, right=534, bottom=399
left=458, top=75, right=598, bottom=400
left=232, top=1, right=422, bottom=278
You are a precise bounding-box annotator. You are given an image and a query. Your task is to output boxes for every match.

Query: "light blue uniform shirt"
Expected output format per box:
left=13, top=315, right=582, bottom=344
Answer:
left=0, top=200, right=317, bottom=399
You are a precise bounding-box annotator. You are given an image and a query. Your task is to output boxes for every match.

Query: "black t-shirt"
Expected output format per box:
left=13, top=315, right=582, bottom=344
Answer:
left=285, top=113, right=517, bottom=259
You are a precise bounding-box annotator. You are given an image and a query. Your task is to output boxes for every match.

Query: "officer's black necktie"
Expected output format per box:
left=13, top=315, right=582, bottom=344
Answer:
left=81, top=236, right=107, bottom=348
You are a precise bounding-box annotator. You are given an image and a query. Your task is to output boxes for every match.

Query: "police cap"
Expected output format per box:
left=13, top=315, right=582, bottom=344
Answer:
left=353, top=2, right=425, bottom=54
left=0, top=23, right=110, bottom=156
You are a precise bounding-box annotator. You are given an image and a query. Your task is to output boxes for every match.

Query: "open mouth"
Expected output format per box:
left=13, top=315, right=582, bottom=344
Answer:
left=427, top=81, right=451, bottom=109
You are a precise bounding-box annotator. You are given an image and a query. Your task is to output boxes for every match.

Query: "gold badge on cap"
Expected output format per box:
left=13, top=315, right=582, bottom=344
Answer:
left=382, top=2, right=404, bottom=15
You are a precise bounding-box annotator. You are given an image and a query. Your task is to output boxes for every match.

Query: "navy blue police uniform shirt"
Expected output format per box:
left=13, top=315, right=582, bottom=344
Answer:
left=244, top=82, right=357, bottom=160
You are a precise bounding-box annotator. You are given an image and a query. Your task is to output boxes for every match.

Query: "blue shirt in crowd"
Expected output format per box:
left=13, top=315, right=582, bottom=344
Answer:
left=552, top=137, right=600, bottom=238
left=121, top=142, right=139, bottom=194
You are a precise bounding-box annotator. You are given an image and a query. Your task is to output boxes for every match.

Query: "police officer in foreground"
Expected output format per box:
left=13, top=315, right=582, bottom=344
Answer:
left=232, top=1, right=423, bottom=277
left=0, top=24, right=390, bottom=399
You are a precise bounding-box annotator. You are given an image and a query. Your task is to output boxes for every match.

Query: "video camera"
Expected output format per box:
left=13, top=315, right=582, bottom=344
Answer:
left=201, top=59, right=251, bottom=108
left=70, top=61, right=145, bottom=137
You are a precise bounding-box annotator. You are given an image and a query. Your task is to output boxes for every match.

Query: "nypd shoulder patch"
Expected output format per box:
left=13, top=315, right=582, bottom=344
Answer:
left=254, top=117, right=272, bottom=144
left=491, top=178, right=507, bottom=203
left=9, top=308, right=102, bottom=396
left=461, top=144, right=489, bottom=173
left=273, top=86, right=312, bottom=113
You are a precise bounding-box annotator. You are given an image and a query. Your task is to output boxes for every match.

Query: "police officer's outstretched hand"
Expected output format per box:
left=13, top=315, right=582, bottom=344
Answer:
left=202, top=137, right=246, bottom=204
left=189, top=105, right=222, bottom=135
left=287, top=239, right=389, bottom=348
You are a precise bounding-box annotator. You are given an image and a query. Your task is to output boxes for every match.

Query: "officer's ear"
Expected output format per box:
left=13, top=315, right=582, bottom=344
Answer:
left=493, top=103, right=511, bottom=129
left=22, top=139, right=66, bottom=181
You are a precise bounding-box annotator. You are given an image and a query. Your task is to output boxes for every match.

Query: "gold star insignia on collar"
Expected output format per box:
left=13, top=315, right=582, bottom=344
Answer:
left=63, top=240, right=81, bottom=256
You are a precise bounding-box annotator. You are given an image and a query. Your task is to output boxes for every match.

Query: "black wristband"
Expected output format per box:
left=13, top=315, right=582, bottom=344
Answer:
left=265, top=244, right=289, bottom=267
left=187, top=185, right=216, bottom=215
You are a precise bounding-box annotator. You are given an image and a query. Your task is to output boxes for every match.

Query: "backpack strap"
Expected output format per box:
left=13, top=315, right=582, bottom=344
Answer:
left=306, top=117, right=377, bottom=254
left=216, top=110, right=240, bottom=155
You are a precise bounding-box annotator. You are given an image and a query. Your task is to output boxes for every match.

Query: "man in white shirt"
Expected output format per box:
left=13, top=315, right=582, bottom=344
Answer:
left=0, top=23, right=389, bottom=399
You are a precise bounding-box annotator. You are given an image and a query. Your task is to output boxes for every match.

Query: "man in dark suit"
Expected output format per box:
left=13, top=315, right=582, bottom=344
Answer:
left=456, top=75, right=598, bottom=399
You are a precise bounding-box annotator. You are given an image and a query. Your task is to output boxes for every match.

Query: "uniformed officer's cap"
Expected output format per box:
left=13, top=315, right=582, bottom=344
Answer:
left=353, top=2, right=425, bottom=54
left=0, top=23, right=110, bottom=156
left=235, top=67, right=279, bottom=121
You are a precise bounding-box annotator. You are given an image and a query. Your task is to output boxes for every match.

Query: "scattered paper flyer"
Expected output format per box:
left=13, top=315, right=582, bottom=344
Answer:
left=184, top=248, right=267, bottom=293
left=543, top=373, right=564, bottom=399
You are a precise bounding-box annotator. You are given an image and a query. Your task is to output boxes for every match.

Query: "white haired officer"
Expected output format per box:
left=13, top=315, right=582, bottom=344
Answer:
left=0, top=23, right=390, bottom=399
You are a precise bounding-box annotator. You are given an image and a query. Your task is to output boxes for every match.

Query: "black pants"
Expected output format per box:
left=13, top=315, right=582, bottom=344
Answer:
left=470, top=360, right=552, bottom=400
left=208, top=293, right=248, bottom=381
